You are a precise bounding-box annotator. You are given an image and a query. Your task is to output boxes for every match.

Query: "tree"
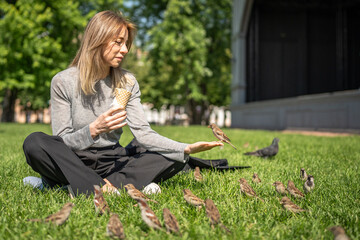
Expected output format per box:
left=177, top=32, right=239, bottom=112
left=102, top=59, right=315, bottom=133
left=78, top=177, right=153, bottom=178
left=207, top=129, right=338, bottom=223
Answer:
left=126, top=0, right=232, bottom=124
left=0, top=0, right=91, bottom=122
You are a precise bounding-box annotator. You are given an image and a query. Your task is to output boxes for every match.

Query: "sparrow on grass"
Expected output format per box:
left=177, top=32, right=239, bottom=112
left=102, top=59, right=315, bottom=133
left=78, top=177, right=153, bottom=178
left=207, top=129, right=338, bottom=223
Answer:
left=183, top=189, right=205, bottom=209
left=280, top=196, right=306, bottom=213
left=287, top=180, right=305, bottom=198
left=272, top=181, right=288, bottom=195
left=194, top=166, right=203, bottom=182
left=136, top=198, right=163, bottom=231
left=300, top=168, right=308, bottom=181
left=163, top=208, right=181, bottom=235
left=27, top=202, right=74, bottom=226
left=94, top=185, right=110, bottom=215
left=124, top=183, right=158, bottom=203
left=208, top=123, right=237, bottom=150
left=328, top=226, right=351, bottom=240
left=238, top=178, right=264, bottom=202
left=205, top=199, right=231, bottom=233
left=303, top=175, right=315, bottom=194
left=243, top=138, right=279, bottom=158
left=252, top=173, right=262, bottom=183
left=107, top=213, right=125, bottom=239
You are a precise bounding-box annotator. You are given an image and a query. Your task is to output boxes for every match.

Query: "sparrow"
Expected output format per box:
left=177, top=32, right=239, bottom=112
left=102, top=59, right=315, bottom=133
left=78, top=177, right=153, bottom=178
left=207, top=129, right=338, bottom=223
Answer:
left=28, top=202, right=74, bottom=226
left=136, top=198, right=162, bottom=231
left=194, top=166, right=203, bottom=182
left=208, top=123, right=237, bottom=150
left=94, top=185, right=110, bottom=215
left=272, top=181, right=288, bottom=195
left=328, top=226, right=351, bottom=240
left=287, top=180, right=305, bottom=198
left=238, top=178, right=264, bottom=202
left=244, top=138, right=279, bottom=158
left=243, top=142, right=249, bottom=148
left=300, top=168, right=308, bottom=181
left=163, top=208, right=181, bottom=235
left=107, top=213, right=125, bottom=239
left=303, top=175, right=315, bottom=194
left=280, top=196, right=306, bottom=213
left=205, top=199, right=231, bottom=233
left=252, top=173, right=261, bottom=183
left=183, top=189, right=205, bottom=209
left=124, top=183, right=158, bottom=203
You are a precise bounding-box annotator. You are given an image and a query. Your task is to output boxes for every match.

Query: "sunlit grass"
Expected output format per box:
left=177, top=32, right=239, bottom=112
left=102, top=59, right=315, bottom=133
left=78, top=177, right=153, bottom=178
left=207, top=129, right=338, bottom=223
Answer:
left=0, top=123, right=359, bottom=239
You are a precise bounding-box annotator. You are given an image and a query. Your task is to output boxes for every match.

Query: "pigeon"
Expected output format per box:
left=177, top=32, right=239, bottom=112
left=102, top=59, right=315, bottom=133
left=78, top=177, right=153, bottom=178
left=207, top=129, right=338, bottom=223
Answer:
left=252, top=173, right=262, bottom=183
left=27, top=202, right=75, bottom=226
left=272, top=181, right=288, bottom=195
left=163, top=208, right=181, bottom=235
left=194, top=166, right=203, bottom=182
left=280, top=196, right=306, bottom=213
left=238, top=178, right=264, bottom=202
left=208, top=123, right=237, bottom=149
left=244, top=138, right=279, bottom=157
left=107, top=213, right=125, bottom=239
left=94, top=185, right=110, bottom=215
left=303, top=175, right=315, bottom=193
left=124, top=183, right=158, bottom=203
left=136, top=198, right=162, bottom=230
left=183, top=189, right=205, bottom=209
left=300, top=168, right=308, bottom=181
left=328, top=226, right=351, bottom=240
left=204, top=199, right=231, bottom=233
left=287, top=180, right=305, bottom=198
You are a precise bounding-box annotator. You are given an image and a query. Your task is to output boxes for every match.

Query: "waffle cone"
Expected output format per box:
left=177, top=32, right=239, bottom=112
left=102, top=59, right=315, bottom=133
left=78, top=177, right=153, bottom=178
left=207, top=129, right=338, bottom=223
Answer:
left=114, top=88, right=132, bottom=107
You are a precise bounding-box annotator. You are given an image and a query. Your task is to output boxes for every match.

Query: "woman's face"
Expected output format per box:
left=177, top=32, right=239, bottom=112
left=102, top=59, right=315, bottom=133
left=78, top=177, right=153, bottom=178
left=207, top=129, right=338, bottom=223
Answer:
left=103, top=27, right=129, bottom=68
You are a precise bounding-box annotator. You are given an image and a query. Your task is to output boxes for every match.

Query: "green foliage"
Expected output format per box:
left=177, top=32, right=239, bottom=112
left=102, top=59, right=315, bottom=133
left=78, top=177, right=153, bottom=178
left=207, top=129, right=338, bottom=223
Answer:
left=127, top=0, right=232, bottom=123
left=0, top=0, right=89, bottom=109
left=1, top=123, right=360, bottom=239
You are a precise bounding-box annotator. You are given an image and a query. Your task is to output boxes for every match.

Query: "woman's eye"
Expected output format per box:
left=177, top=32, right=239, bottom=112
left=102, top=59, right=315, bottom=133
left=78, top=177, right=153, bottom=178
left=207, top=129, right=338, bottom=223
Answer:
left=115, top=40, right=123, bottom=45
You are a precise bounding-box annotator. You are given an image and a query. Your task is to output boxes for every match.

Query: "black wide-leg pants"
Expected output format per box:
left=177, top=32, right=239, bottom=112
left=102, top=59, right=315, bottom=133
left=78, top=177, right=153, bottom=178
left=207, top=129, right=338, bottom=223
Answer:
left=23, top=132, right=186, bottom=196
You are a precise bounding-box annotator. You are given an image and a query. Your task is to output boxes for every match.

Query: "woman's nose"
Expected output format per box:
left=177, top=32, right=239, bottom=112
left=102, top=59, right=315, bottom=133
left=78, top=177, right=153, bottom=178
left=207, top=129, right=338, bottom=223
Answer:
left=120, top=44, right=128, bottom=54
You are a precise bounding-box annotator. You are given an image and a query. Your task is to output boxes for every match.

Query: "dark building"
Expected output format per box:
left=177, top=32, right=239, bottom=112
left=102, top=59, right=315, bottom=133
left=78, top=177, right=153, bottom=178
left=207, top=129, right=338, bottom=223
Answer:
left=231, top=0, right=360, bottom=131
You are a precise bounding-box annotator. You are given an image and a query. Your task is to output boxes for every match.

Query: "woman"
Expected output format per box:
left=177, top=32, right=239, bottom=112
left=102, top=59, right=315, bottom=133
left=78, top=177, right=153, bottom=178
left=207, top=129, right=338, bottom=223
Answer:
left=23, top=10, right=223, bottom=196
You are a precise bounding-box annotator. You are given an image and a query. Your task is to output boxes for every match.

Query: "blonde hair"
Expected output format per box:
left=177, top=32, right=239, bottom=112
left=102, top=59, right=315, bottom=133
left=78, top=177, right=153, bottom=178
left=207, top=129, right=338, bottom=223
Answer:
left=70, top=10, right=136, bottom=95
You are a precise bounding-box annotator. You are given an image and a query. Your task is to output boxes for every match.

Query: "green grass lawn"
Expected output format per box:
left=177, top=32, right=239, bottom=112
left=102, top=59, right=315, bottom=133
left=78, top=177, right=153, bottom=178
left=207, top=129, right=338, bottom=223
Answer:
left=0, top=123, right=359, bottom=239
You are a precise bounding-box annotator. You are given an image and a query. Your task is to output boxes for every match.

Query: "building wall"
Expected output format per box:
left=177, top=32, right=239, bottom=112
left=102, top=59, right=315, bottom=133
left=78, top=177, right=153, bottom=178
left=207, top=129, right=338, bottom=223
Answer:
left=231, top=0, right=360, bottom=131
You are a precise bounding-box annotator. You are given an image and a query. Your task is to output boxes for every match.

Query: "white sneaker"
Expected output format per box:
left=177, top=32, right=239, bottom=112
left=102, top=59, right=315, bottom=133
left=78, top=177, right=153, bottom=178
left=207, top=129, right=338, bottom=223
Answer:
left=142, top=182, right=161, bottom=195
left=23, top=176, right=44, bottom=190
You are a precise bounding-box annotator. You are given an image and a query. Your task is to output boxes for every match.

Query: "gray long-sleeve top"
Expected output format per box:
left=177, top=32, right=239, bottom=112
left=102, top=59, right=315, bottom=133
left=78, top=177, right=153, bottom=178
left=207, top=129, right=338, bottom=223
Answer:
left=51, top=67, right=189, bottom=163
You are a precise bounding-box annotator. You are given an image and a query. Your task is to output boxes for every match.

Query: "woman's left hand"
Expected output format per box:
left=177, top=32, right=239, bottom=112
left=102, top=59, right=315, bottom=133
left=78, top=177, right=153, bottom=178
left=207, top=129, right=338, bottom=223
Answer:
left=184, top=141, right=224, bottom=154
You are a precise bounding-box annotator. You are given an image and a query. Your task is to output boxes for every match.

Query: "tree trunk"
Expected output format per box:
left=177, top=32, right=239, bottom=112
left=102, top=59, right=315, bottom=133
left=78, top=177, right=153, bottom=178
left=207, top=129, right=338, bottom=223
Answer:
left=1, top=88, right=18, bottom=122
left=188, top=99, right=209, bottom=125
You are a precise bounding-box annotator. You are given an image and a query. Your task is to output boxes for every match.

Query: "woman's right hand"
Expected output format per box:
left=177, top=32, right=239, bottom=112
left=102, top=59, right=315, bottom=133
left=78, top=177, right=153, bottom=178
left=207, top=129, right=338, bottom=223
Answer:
left=89, top=106, right=127, bottom=138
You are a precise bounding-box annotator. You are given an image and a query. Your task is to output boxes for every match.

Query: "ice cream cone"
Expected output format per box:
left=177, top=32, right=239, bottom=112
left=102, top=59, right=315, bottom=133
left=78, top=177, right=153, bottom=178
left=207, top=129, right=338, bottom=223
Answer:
left=114, top=88, right=132, bottom=108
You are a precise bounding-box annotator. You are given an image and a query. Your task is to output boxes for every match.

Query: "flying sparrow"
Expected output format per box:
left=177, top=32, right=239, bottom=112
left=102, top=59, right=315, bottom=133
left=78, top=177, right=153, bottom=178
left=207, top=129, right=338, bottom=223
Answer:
left=107, top=213, right=125, bottom=239
left=300, top=168, right=308, bottom=181
left=28, top=202, right=75, bottom=226
left=194, top=166, right=203, bottom=182
left=303, top=175, right=315, bottom=194
left=272, top=181, right=288, bottom=195
left=136, top=198, right=163, bottom=231
left=238, top=178, right=264, bottom=202
left=124, top=183, right=158, bottom=203
left=205, top=199, right=231, bottom=233
left=94, top=185, right=110, bottom=215
left=280, top=196, right=306, bottom=213
left=244, top=138, right=279, bottom=158
left=163, top=208, right=181, bottom=235
left=208, top=123, right=237, bottom=150
left=287, top=180, right=305, bottom=198
left=328, top=226, right=351, bottom=240
left=252, top=173, right=262, bottom=183
left=183, top=189, right=205, bottom=209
